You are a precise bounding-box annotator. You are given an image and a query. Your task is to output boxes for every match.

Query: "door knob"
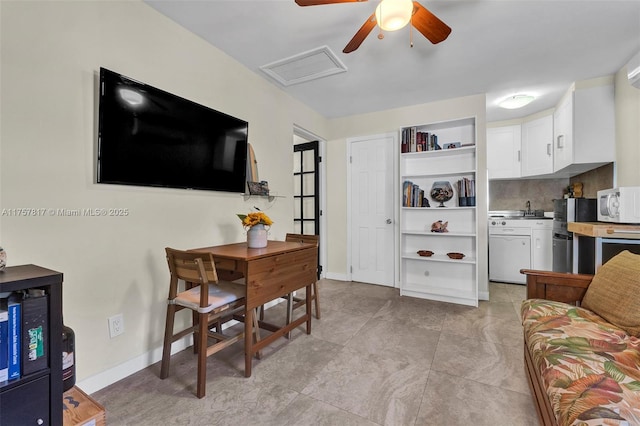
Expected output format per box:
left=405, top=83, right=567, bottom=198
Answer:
left=386, top=219, right=392, bottom=224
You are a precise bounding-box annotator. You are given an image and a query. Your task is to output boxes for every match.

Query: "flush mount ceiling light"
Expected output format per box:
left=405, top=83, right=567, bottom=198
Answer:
left=499, top=94, right=535, bottom=109
left=375, top=0, right=414, bottom=31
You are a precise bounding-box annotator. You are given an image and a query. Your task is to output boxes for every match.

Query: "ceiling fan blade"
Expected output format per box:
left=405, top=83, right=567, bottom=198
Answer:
left=411, top=1, right=451, bottom=44
left=295, top=0, right=367, bottom=6
left=343, top=13, right=377, bottom=53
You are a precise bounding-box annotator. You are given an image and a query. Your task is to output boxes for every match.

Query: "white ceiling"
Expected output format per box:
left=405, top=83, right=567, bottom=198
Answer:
left=145, top=0, right=640, bottom=122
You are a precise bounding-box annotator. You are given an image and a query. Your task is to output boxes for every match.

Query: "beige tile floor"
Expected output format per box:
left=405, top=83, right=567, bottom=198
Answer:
left=93, top=279, right=540, bottom=425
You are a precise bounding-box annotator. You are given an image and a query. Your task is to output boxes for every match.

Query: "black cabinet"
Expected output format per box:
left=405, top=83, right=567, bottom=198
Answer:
left=1, top=375, right=50, bottom=424
left=0, top=265, right=63, bottom=426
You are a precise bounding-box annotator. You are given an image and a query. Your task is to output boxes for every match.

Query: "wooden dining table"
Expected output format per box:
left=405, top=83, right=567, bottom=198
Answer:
left=189, top=240, right=318, bottom=377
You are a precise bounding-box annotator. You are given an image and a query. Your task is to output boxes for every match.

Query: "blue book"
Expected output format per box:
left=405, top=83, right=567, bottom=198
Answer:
left=0, top=307, right=8, bottom=383
left=7, top=296, right=21, bottom=380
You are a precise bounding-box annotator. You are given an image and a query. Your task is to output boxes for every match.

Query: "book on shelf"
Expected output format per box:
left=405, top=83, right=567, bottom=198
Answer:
left=1, top=292, right=22, bottom=381
left=21, top=292, right=48, bottom=376
left=403, top=181, right=412, bottom=207
left=401, top=128, right=440, bottom=153
left=416, top=131, right=428, bottom=152
left=403, top=181, right=429, bottom=207
left=410, top=128, right=416, bottom=152
left=430, top=134, right=441, bottom=151
left=0, top=305, right=8, bottom=383
left=456, top=178, right=476, bottom=206
left=458, top=178, right=476, bottom=197
left=457, top=178, right=476, bottom=197
left=6, top=294, right=21, bottom=380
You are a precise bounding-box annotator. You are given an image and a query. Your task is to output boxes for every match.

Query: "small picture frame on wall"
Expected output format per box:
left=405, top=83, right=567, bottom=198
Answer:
left=247, top=181, right=269, bottom=196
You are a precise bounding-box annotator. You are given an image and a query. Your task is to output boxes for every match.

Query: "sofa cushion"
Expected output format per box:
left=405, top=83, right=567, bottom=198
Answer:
left=582, top=250, right=640, bottom=337
left=521, top=299, right=640, bottom=425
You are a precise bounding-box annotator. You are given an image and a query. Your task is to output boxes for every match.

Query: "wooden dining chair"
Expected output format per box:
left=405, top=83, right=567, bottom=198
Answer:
left=160, top=247, right=259, bottom=398
left=283, top=233, right=320, bottom=329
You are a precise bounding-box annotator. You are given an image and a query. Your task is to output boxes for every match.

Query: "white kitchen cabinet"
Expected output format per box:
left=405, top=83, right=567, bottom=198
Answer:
left=487, top=124, right=521, bottom=179
left=553, top=78, right=615, bottom=174
left=521, top=114, right=553, bottom=177
left=553, top=95, right=573, bottom=171
left=399, top=118, right=478, bottom=307
left=531, top=227, right=552, bottom=270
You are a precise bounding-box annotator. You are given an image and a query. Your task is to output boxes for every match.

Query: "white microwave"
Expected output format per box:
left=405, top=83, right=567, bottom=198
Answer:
left=597, top=187, right=640, bottom=224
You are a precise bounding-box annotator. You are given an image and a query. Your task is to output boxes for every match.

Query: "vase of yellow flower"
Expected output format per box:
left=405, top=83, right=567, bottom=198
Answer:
left=247, top=224, right=267, bottom=248
left=237, top=211, right=273, bottom=248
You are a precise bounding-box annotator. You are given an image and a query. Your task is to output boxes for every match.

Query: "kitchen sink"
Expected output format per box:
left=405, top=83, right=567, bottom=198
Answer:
left=489, top=210, right=550, bottom=219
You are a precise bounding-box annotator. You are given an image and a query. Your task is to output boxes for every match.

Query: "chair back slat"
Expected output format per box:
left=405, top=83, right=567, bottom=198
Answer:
left=281, top=233, right=321, bottom=325
left=165, top=248, right=220, bottom=308
left=166, top=248, right=219, bottom=284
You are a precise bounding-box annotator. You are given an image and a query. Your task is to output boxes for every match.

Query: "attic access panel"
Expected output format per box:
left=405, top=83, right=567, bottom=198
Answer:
left=260, top=45, right=347, bottom=86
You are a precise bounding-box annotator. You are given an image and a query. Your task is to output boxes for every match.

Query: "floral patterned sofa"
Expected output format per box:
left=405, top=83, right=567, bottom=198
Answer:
left=520, top=250, right=640, bottom=426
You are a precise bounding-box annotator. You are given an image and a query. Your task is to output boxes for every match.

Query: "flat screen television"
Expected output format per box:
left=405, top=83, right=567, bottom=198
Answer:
left=97, top=67, right=248, bottom=193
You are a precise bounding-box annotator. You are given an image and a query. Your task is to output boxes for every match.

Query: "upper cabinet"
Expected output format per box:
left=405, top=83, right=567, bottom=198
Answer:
left=553, top=77, right=615, bottom=175
left=553, top=94, right=573, bottom=171
left=487, top=75, right=615, bottom=180
left=487, top=125, right=521, bottom=179
left=521, top=114, right=554, bottom=177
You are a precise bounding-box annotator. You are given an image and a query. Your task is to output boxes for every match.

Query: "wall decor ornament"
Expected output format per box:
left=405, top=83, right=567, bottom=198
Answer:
left=430, top=181, right=454, bottom=207
left=431, top=220, right=449, bottom=233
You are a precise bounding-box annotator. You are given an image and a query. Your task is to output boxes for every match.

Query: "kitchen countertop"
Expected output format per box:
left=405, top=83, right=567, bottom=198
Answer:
left=568, top=222, right=640, bottom=239
left=489, top=210, right=553, bottom=220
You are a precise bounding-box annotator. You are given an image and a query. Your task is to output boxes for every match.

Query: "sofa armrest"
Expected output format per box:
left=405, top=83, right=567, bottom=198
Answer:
left=520, top=269, right=594, bottom=305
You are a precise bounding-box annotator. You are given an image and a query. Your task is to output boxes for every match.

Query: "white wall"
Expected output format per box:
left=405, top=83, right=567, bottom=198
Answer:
left=0, top=0, right=328, bottom=389
left=615, top=66, right=640, bottom=186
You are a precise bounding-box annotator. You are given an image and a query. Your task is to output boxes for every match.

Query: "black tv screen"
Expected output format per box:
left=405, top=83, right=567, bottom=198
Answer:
left=97, top=67, right=248, bottom=193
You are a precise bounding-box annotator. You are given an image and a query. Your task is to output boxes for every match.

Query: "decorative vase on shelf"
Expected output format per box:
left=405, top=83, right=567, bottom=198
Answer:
left=247, top=224, right=268, bottom=248
left=430, top=181, right=454, bottom=207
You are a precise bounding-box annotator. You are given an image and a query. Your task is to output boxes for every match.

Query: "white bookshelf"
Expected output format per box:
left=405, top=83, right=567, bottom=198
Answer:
left=399, top=118, right=478, bottom=307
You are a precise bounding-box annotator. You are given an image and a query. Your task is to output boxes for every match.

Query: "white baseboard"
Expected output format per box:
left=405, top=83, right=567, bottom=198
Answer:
left=77, top=335, right=191, bottom=395
left=478, top=291, right=490, bottom=301
left=78, top=299, right=283, bottom=395
left=324, top=272, right=347, bottom=281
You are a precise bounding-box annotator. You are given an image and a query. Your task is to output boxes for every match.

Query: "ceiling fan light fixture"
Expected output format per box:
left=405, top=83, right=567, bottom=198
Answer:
left=498, top=94, right=535, bottom=109
left=375, top=0, right=414, bottom=32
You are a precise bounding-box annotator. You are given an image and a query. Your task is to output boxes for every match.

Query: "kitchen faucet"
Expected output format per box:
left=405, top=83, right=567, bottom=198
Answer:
left=526, top=200, right=531, bottom=215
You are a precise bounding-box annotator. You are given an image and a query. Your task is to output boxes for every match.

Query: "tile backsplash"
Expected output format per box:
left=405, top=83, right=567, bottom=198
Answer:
left=489, top=163, right=614, bottom=212
left=570, top=163, right=614, bottom=198
left=489, top=179, right=568, bottom=212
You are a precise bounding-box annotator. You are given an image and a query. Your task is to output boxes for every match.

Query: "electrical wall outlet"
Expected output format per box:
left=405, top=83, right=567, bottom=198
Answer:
left=108, top=313, right=124, bottom=338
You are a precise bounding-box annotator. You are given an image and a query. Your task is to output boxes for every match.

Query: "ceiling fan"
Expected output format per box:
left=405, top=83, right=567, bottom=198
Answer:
left=295, top=0, right=451, bottom=53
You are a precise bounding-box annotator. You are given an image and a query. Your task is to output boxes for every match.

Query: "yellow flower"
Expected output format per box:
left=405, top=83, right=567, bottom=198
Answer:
left=237, top=211, right=273, bottom=228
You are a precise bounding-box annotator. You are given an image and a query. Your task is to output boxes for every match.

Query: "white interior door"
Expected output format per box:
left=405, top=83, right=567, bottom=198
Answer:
left=348, top=134, right=395, bottom=286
